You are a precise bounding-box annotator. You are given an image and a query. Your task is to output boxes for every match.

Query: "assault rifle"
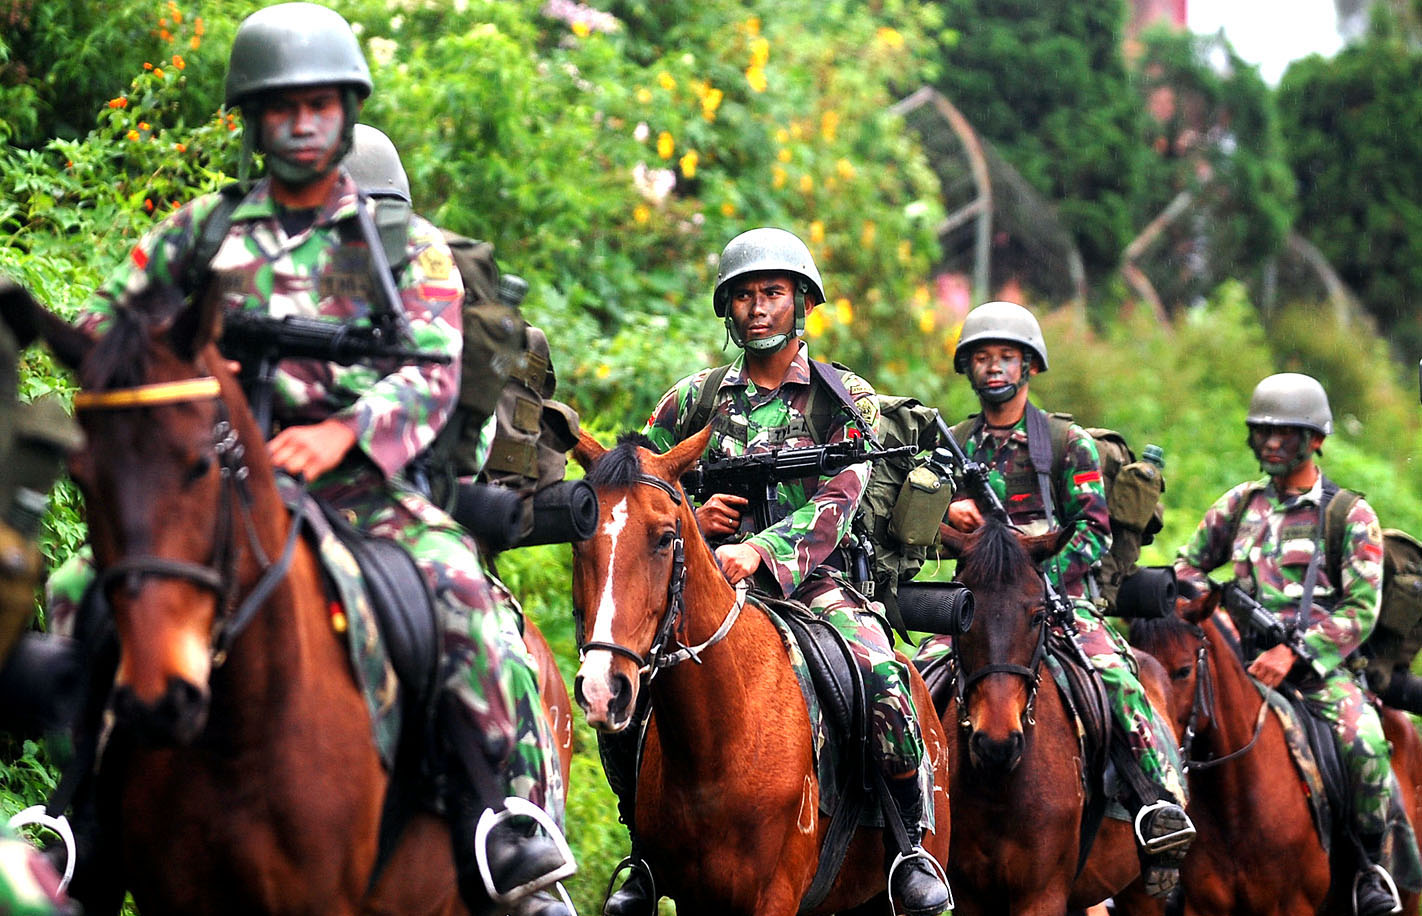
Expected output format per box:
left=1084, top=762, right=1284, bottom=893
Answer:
left=931, top=414, right=1010, bottom=523
left=681, top=440, right=917, bottom=535
left=1222, top=581, right=1318, bottom=662
left=218, top=310, right=452, bottom=435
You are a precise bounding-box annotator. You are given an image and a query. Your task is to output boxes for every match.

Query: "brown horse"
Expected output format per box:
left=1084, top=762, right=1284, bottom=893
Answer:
left=4, top=281, right=572, bottom=916
left=928, top=518, right=1151, bottom=916
left=1124, top=595, right=1422, bottom=916
left=569, top=429, right=951, bottom=916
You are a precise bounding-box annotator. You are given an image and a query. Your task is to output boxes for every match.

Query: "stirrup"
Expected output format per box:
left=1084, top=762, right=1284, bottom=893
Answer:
left=472, top=798, right=577, bottom=906
left=886, top=847, right=953, bottom=916
left=1133, top=799, right=1195, bottom=854
left=1353, top=863, right=1403, bottom=916
left=9, top=806, right=74, bottom=894
left=601, top=855, right=656, bottom=914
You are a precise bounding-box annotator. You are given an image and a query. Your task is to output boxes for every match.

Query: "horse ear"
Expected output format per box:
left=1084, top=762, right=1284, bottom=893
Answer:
left=1176, top=577, right=1220, bottom=625
left=938, top=521, right=969, bottom=559
left=657, top=424, right=713, bottom=480
left=0, top=278, right=93, bottom=371
left=167, top=284, right=223, bottom=362
left=573, top=429, right=607, bottom=470
left=1020, top=526, right=1072, bottom=564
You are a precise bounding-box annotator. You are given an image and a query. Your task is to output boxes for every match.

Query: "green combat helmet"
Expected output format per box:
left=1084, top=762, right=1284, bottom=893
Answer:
left=344, top=123, right=411, bottom=202
left=712, top=227, right=825, bottom=353
left=953, top=300, right=1048, bottom=404
left=1246, top=372, right=1331, bottom=475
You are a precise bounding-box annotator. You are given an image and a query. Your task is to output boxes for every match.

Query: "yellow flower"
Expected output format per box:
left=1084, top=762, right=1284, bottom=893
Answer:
left=876, top=27, right=904, bottom=49
left=836, top=158, right=855, bottom=180
left=946, top=322, right=964, bottom=355
left=897, top=240, right=912, bottom=263
left=918, top=309, right=936, bottom=335
left=913, top=285, right=931, bottom=306
left=596, top=363, right=611, bottom=379
left=657, top=71, right=676, bottom=92
left=776, top=147, right=792, bottom=163
left=656, top=131, right=674, bottom=159
left=720, top=201, right=736, bottom=217
left=789, top=121, right=804, bottom=140
left=633, top=205, right=651, bottom=225
left=636, top=87, right=653, bottom=105
left=138, top=121, right=150, bottom=131
left=745, top=65, right=767, bottom=93
left=798, top=174, right=813, bottom=193
left=804, top=308, right=827, bottom=338
left=745, top=16, right=760, bottom=35
left=701, top=87, right=723, bottom=121
left=772, top=166, right=787, bottom=189
left=835, top=298, right=853, bottom=325
left=680, top=150, right=698, bottom=179
left=774, top=128, right=790, bottom=144
left=126, top=130, right=140, bottom=141
left=750, top=37, right=770, bottom=68
left=571, top=20, right=590, bottom=37
left=808, top=221, right=825, bottom=244
left=820, top=110, right=840, bottom=142
left=860, top=221, right=876, bottom=248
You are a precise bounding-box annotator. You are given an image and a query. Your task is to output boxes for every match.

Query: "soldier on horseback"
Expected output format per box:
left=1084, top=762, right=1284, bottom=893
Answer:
left=597, top=228, right=952, bottom=916
left=926, top=300, right=1195, bottom=897
left=1175, top=372, right=1404, bottom=916
left=42, top=4, right=570, bottom=913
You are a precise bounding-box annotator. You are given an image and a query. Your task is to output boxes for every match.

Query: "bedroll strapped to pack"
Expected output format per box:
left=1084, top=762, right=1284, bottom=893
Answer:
left=949, top=408, right=1172, bottom=618
left=677, top=359, right=951, bottom=633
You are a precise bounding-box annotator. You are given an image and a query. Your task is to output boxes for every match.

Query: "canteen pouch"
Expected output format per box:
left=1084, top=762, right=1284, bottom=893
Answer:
left=889, top=462, right=955, bottom=547
left=1107, top=459, right=1165, bottom=537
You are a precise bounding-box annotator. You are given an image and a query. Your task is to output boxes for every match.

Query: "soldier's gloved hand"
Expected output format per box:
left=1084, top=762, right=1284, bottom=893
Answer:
left=695, top=494, right=747, bottom=538
left=714, top=543, right=762, bottom=585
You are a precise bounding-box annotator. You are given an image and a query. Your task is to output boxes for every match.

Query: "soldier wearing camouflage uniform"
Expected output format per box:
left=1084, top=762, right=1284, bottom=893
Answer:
left=917, top=300, right=1194, bottom=897
left=596, top=228, right=951, bottom=916
left=1175, top=372, right=1403, bottom=916
left=43, top=6, right=569, bottom=914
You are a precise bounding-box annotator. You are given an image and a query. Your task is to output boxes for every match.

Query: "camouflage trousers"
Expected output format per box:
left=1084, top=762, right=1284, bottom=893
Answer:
left=1298, top=668, right=1392, bottom=837
left=46, top=473, right=563, bottom=824
left=795, top=573, right=925, bottom=777
left=915, top=599, right=1185, bottom=805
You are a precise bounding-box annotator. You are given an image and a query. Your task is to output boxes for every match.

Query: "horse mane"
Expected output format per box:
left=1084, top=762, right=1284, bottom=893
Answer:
left=586, top=432, right=658, bottom=489
left=79, top=284, right=188, bottom=390
left=958, top=516, right=1033, bottom=587
left=1128, top=612, right=1198, bottom=657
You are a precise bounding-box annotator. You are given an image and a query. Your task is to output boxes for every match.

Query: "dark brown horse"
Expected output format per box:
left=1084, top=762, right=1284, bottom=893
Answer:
left=569, top=429, right=951, bottom=915
left=1124, top=595, right=1422, bottom=916
left=4, top=281, right=572, bottom=916
left=929, top=518, right=1153, bottom=915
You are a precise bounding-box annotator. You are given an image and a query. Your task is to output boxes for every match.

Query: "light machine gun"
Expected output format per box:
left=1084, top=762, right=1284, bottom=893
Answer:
left=218, top=310, right=452, bottom=435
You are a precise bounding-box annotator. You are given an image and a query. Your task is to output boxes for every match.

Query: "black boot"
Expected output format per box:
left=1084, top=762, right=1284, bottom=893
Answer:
left=598, top=728, right=658, bottom=916
left=1133, top=799, right=1196, bottom=899
left=1355, top=833, right=1404, bottom=916
left=510, top=887, right=575, bottom=916
left=883, top=775, right=952, bottom=916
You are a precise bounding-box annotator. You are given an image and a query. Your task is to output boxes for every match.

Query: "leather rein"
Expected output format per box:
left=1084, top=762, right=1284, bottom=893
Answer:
left=1175, top=621, right=1269, bottom=773
left=74, top=374, right=307, bottom=667
left=575, top=472, right=745, bottom=685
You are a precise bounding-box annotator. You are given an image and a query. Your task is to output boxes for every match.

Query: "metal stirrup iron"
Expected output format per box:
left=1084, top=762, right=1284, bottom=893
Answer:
left=472, top=797, right=578, bottom=905
left=1133, top=799, right=1195, bottom=854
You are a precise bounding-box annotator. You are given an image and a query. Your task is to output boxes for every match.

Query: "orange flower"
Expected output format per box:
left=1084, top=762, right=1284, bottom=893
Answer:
left=144, top=198, right=155, bottom=212
left=107, top=97, right=128, bottom=109
left=159, top=29, right=172, bottom=42
left=190, top=35, right=201, bottom=50
left=154, top=68, right=165, bottom=78
left=194, top=17, right=204, bottom=36
left=172, top=54, right=186, bottom=70
left=126, top=130, right=140, bottom=141
left=144, top=62, right=154, bottom=70
left=174, top=142, right=188, bottom=153
left=138, top=121, right=150, bottom=131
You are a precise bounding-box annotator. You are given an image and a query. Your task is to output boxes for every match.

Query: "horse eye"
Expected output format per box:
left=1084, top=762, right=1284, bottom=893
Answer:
left=185, top=454, right=214, bottom=485
left=1171, top=665, right=1192, bottom=681
left=656, top=531, right=676, bottom=551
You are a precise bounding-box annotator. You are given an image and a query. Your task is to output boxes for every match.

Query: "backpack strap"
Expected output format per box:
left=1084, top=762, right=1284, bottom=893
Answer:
left=1322, top=479, right=1361, bottom=592
left=676, top=363, right=732, bottom=443
left=806, top=358, right=882, bottom=449
left=182, top=182, right=247, bottom=300
left=1023, top=403, right=1059, bottom=524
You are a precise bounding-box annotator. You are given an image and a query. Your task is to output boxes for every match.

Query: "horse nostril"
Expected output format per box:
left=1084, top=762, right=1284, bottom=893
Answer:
left=970, top=729, right=1024, bottom=772
left=607, top=672, right=634, bottom=720
left=573, top=675, right=588, bottom=709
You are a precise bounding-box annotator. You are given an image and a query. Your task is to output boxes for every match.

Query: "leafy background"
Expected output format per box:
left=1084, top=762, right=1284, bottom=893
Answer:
left=3, top=0, right=1422, bottom=912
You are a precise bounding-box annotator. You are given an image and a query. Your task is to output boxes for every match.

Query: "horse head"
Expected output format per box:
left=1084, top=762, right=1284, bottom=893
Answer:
left=938, top=517, right=1069, bottom=773
left=1130, top=580, right=1224, bottom=751
left=570, top=426, right=713, bottom=732
left=11, top=280, right=262, bottom=744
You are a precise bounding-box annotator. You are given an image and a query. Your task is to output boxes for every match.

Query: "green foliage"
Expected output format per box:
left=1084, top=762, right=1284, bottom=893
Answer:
left=1277, top=40, right=1422, bottom=355
left=923, top=0, right=1149, bottom=276
left=1130, top=27, right=1296, bottom=310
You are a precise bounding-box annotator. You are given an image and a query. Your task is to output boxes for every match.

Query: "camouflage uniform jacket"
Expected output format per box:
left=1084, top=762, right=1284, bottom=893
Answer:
left=1175, top=475, right=1384, bottom=678
left=958, top=413, right=1110, bottom=597
left=77, top=171, right=464, bottom=480
left=642, top=343, right=880, bottom=598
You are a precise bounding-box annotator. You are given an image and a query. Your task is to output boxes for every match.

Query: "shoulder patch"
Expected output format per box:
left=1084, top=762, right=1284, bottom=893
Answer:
left=415, top=244, right=454, bottom=281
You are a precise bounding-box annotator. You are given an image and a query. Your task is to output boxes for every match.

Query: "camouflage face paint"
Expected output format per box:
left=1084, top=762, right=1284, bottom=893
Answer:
left=1248, top=424, right=1310, bottom=476
left=258, top=87, right=347, bottom=187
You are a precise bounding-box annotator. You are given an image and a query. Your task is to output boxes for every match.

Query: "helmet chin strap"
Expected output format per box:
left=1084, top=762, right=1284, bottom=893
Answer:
left=973, top=380, right=1019, bottom=405
left=726, top=282, right=808, bottom=354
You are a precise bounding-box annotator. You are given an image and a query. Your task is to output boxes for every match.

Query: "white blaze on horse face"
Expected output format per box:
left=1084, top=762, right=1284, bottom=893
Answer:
left=578, top=496, right=630, bottom=722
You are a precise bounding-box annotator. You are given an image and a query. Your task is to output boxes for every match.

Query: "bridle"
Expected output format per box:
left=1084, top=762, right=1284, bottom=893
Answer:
left=574, top=472, right=745, bottom=686
left=1173, top=620, right=1269, bottom=773
left=952, top=577, right=1052, bottom=732
left=74, top=374, right=306, bottom=667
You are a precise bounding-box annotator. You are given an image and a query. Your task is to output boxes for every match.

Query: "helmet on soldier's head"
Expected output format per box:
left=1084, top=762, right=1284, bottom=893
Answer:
left=345, top=124, right=411, bottom=202
left=224, top=2, right=372, bottom=109
left=953, top=301, right=1049, bottom=374
left=1246, top=373, right=1333, bottom=436
left=712, top=228, right=825, bottom=353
